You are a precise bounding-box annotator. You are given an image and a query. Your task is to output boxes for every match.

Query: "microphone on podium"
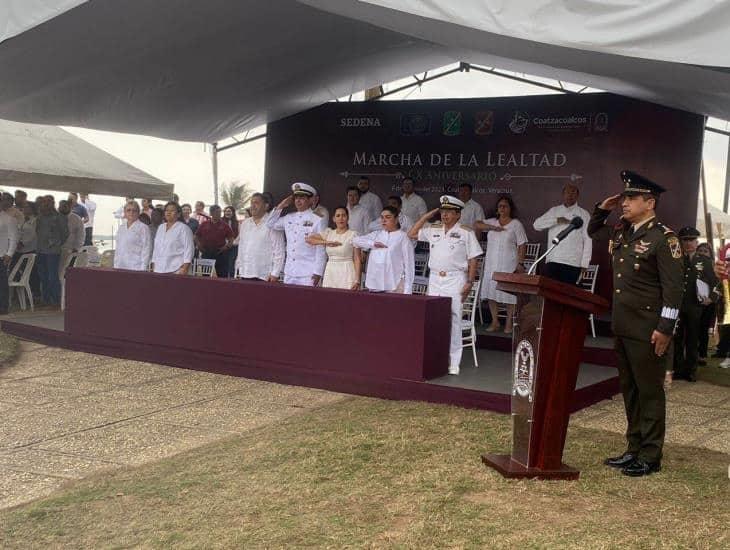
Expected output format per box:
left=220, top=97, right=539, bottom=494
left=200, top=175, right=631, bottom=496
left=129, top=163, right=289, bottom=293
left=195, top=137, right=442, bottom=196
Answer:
left=528, top=216, right=584, bottom=276
left=551, top=216, right=584, bottom=245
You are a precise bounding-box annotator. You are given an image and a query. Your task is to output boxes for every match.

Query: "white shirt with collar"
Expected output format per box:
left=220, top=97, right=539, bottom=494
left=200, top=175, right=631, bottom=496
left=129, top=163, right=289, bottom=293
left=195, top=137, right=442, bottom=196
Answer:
left=63, top=212, right=85, bottom=250
left=0, top=211, right=19, bottom=258
left=358, top=190, right=384, bottom=222
left=114, top=219, right=152, bottom=271
left=81, top=199, right=96, bottom=229
left=151, top=221, right=195, bottom=274
left=18, top=216, right=37, bottom=252
left=418, top=222, right=483, bottom=272
left=459, top=199, right=485, bottom=227
left=352, top=229, right=414, bottom=293
left=400, top=193, right=428, bottom=222
left=532, top=202, right=592, bottom=268
left=236, top=213, right=285, bottom=280
left=267, top=207, right=327, bottom=277
left=347, top=203, right=370, bottom=236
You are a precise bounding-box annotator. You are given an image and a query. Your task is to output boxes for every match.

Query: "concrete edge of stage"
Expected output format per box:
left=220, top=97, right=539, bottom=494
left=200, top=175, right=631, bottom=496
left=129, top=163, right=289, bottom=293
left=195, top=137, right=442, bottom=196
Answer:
left=1, top=318, right=619, bottom=414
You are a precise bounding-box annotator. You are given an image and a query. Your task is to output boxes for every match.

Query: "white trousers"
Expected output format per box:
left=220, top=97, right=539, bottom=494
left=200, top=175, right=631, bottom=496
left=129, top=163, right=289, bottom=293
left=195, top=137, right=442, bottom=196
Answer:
left=284, top=274, right=315, bottom=286
left=428, top=271, right=466, bottom=368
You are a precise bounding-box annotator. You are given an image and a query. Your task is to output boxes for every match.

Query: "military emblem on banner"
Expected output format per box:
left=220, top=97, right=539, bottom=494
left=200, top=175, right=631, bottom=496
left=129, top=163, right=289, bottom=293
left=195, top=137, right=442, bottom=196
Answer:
left=474, top=111, right=494, bottom=135
left=442, top=111, right=462, bottom=136
left=508, top=111, right=529, bottom=134
left=400, top=114, right=431, bottom=136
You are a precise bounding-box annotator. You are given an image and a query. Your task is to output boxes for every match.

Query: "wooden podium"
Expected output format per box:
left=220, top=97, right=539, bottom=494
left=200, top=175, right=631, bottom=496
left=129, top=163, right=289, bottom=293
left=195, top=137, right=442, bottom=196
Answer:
left=482, top=273, right=609, bottom=480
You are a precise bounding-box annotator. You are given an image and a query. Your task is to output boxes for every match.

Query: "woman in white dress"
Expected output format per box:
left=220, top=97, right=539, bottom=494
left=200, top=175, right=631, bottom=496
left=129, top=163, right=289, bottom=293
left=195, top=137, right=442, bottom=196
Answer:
left=113, top=200, right=152, bottom=271
left=352, top=206, right=414, bottom=294
left=475, top=195, right=527, bottom=333
left=306, top=207, right=362, bottom=290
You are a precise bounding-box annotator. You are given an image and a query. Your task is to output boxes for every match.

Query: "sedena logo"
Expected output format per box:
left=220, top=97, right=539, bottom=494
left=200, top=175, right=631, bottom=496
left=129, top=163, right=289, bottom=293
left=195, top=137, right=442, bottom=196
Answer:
left=340, top=117, right=382, bottom=128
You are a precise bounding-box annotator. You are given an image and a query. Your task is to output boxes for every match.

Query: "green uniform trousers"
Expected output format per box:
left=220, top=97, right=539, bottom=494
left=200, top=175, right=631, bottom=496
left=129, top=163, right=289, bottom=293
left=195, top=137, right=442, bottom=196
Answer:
left=615, top=336, right=666, bottom=463
left=674, top=306, right=702, bottom=378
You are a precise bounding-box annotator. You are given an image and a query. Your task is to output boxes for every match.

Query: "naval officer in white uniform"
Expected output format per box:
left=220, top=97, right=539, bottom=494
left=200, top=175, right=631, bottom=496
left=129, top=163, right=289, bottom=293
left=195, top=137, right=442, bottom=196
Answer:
left=267, top=183, right=327, bottom=286
left=408, top=195, right=483, bottom=375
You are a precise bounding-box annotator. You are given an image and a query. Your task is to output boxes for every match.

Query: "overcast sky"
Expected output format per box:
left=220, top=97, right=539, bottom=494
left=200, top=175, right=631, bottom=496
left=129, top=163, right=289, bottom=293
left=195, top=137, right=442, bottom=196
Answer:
left=6, top=64, right=728, bottom=239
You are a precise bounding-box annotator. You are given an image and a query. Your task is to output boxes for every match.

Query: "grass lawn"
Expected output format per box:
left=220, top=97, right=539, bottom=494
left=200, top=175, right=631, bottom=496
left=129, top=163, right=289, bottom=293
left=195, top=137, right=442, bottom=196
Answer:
left=1, top=396, right=728, bottom=548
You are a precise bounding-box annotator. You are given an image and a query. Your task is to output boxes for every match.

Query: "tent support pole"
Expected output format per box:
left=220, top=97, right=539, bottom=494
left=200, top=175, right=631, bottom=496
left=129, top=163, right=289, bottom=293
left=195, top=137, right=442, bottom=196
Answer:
left=723, top=137, right=730, bottom=215
left=211, top=142, right=219, bottom=205
left=701, top=161, right=713, bottom=250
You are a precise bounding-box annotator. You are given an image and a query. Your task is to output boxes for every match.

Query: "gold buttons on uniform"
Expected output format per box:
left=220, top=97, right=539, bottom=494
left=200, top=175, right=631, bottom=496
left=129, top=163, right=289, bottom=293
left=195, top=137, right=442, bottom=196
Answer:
left=615, top=289, right=621, bottom=294
left=646, top=306, right=651, bottom=310
left=617, top=273, right=622, bottom=278
left=619, top=258, right=624, bottom=263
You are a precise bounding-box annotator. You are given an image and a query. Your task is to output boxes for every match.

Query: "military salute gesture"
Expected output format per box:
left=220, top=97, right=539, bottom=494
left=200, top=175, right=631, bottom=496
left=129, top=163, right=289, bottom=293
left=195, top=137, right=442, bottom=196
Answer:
left=409, top=196, right=483, bottom=375
left=588, top=171, right=684, bottom=477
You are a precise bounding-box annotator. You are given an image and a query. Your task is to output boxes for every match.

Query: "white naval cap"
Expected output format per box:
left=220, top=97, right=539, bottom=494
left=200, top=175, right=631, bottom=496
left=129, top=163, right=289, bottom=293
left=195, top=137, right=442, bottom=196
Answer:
left=439, top=195, right=465, bottom=210
left=291, top=182, right=317, bottom=197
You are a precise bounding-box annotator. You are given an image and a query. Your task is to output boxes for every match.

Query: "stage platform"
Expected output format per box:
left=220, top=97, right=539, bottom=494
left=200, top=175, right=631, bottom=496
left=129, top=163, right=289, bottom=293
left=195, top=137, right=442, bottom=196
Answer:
left=1, top=308, right=619, bottom=414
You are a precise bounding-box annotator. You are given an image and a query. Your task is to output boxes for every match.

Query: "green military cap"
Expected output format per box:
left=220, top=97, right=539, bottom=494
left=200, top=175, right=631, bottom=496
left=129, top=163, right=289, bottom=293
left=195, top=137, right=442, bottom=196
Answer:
left=677, top=226, right=701, bottom=240
left=620, top=170, right=666, bottom=196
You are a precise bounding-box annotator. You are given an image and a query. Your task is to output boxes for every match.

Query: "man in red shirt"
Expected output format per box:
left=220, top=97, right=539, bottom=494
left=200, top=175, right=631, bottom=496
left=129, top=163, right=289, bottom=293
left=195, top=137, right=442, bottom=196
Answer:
left=195, top=205, right=234, bottom=277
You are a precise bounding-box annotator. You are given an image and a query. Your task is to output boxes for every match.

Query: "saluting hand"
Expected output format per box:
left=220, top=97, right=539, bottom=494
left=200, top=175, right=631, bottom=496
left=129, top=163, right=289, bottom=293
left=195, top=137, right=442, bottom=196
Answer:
left=599, top=194, right=622, bottom=211
left=276, top=194, right=294, bottom=210
left=651, top=330, right=671, bottom=357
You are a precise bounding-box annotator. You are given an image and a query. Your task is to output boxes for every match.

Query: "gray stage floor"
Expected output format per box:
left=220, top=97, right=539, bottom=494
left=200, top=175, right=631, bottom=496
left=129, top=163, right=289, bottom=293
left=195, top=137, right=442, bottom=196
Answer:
left=429, top=348, right=616, bottom=393
left=476, top=324, right=614, bottom=350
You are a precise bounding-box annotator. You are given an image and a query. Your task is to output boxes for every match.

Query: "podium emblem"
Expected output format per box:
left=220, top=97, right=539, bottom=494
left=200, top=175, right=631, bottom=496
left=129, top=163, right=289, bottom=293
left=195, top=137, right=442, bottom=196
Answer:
left=513, top=339, right=535, bottom=402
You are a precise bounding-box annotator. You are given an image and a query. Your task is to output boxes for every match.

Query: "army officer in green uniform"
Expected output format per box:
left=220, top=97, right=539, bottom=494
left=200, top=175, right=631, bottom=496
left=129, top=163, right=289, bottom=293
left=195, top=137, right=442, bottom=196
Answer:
left=673, top=226, right=718, bottom=381
left=588, top=171, right=684, bottom=477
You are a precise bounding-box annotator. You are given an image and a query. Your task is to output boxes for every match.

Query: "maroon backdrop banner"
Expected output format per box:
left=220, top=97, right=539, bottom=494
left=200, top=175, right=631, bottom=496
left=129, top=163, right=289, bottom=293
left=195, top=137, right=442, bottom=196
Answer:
left=264, top=93, right=704, bottom=303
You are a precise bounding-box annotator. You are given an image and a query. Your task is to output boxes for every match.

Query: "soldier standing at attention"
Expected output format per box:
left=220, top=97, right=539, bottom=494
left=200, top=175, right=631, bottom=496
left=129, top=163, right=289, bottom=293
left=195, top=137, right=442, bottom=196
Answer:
left=673, top=226, right=718, bottom=382
left=587, top=171, right=684, bottom=477
left=267, top=183, right=327, bottom=286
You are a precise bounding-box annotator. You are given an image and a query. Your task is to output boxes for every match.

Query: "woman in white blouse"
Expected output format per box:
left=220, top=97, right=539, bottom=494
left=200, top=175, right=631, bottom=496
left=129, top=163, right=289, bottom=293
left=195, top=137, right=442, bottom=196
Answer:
left=352, top=206, right=414, bottom=294
left=150, top=202, right=194, bottom=275
left=475, top=195, right=527, bottom=333
left=114, top=200, right=152, bottom=271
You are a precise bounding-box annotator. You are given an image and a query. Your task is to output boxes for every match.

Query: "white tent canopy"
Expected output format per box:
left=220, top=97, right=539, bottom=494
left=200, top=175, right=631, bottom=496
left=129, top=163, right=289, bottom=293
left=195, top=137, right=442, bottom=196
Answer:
left=0, top=119, right=174, bottom=199
left=0, top=0, right=729, bottom=142
left=697, top=200, right=730, bottom=239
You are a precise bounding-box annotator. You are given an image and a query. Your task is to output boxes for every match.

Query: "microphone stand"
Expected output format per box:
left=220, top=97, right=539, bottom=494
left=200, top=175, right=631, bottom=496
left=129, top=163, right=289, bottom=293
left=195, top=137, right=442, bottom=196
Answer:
left=527, top=242, right=560, bottom=275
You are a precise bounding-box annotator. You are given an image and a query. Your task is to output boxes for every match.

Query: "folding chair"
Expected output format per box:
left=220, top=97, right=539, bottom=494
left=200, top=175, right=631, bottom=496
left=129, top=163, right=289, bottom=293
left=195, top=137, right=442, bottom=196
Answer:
left=192, top=258, right=217, bottom=277
left=577, top=264, right=600, bottom=337
left=462, top=279, right=482, bottom=367
left=8, top=253, right=36, bottom=312
left=412, top=275, right=429, bottom=295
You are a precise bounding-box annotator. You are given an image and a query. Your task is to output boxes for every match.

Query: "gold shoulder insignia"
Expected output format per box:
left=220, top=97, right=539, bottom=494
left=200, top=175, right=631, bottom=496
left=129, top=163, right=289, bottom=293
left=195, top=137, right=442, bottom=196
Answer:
left=656, top=222, right=674, bottom=235
left=667, top=236, right=681, bottom=259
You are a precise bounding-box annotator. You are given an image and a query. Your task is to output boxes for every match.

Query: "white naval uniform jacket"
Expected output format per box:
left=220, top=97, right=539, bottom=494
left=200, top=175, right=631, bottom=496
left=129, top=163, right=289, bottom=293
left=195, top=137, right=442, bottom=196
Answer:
left=267, top=208, right=327, bottom=278
left=418, top=222, right=483, bottom=275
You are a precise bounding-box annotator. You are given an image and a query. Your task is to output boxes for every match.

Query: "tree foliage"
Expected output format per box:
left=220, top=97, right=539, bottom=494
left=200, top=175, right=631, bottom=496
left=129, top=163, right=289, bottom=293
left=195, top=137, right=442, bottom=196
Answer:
left=221, top=180, right=253, bottom=214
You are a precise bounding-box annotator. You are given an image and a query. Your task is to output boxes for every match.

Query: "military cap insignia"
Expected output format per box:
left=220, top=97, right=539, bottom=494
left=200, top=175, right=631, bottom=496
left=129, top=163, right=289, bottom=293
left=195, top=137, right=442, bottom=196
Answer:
left=667, top=236, right=682, bottom=259
left=294, top=183, right=301, bottom=190
left=441, top=196, right=449, bottom=205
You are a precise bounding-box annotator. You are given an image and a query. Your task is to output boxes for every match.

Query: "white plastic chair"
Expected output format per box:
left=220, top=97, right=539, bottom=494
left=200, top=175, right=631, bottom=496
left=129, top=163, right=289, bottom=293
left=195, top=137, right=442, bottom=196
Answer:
left=577, top=264, right=600, bottom=337
left=462, top=279, right=481, bottom=367
left=8, top=253, right=36, bottom=311
left=100, top=249, right=115, bottom=268
left=80, top=245, right=100, bottom=267
left=192, top=258, right=217, bottom=277
left=60, top=251, right=80, bottom=311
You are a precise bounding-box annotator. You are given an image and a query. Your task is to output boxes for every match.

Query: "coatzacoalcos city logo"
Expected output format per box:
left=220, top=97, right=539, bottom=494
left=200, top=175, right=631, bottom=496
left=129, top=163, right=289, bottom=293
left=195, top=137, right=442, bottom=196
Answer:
left=513, top=339, right=535, bottom=402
